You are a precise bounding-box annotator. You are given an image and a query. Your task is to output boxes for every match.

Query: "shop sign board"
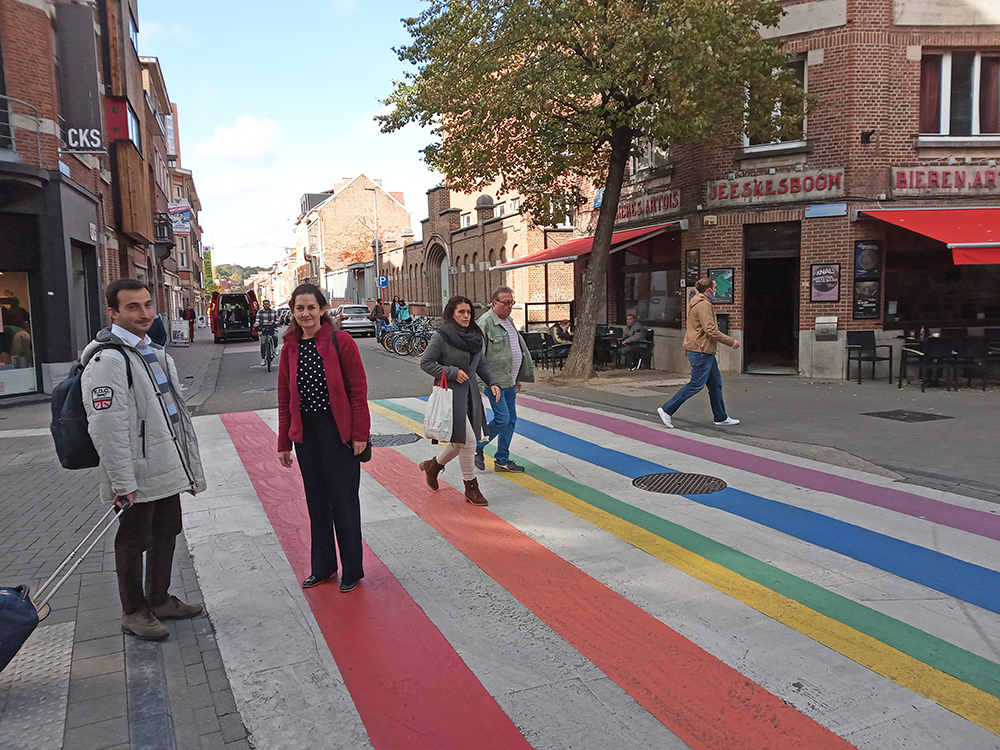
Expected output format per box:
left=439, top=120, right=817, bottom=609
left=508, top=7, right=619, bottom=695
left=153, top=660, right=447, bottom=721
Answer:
left=891, top=167, right=1000, bottom=197
left=614, top=189, right=681, bottom=224
left=55, top=4, right=103, bottom=152
left=706, top=168, right=845, bottom=207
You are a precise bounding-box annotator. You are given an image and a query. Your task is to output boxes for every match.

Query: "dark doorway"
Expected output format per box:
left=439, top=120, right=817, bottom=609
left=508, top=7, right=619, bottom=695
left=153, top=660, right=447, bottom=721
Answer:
left=743, top=222, right=800, bottom=374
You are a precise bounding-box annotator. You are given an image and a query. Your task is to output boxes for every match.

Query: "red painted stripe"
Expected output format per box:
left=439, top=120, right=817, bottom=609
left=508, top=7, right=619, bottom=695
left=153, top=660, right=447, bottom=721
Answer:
left=362, top=445, right=858, bottom=750
left=220, top=412, right=531, bottom=750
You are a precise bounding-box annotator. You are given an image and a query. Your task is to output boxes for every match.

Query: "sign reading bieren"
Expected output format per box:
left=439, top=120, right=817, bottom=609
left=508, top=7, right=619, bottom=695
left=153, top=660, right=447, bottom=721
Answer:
left=55, top=4, right=103, bottom=152
left=706, top=168, right=845, bottom=208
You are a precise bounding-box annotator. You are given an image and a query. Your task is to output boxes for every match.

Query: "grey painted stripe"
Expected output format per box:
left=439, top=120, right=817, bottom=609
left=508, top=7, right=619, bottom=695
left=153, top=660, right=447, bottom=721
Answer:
left=124, top=637, right=176, bottom=750
left=0, top=428, right=50, bottom=438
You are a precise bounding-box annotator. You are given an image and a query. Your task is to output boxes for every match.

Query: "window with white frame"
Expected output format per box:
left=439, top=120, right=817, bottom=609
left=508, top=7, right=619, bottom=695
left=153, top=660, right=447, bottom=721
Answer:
left=495, top=203, right=506, bottom=217
left=628, top=139, right=671, bottom=176
left=745, top=57, right=806, bottom=148
left=129, top=12, right=139, bottom=51
left=179, top=236, right=188, bottom=268
left=509, top=197, right=520, bottom=213
left=921, top=51, right=1000, bottom=136
left=461, top=213, right=472, bottom=228
left=127, top=103, right=142, bottom=153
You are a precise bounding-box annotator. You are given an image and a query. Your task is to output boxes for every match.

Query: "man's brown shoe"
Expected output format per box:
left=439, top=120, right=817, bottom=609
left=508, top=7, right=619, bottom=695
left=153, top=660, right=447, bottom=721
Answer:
left=464, top=478, right=488, bottom=506
left=121, top=611, right=169, bottom=641
left=150, top=595, right=203, bottom=621
left=419, top=457, right=445, bottom=490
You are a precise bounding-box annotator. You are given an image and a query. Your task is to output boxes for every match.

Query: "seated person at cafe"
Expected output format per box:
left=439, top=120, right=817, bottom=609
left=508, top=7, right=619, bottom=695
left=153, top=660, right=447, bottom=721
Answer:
left=549, top=319, right=573, bottom=357
left=620, top=313, right=646, bottom=370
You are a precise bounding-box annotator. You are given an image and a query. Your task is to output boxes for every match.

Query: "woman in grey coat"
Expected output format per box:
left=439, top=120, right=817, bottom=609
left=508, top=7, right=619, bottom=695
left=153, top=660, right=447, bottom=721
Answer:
left=419, top=295, right=502, bottom=505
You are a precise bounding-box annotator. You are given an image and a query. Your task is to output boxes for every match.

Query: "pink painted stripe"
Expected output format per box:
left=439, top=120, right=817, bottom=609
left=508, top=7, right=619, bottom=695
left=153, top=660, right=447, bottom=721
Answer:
left=522, top=397, right=1000, bottom=542
left=220, top=412, right=532, bottom=750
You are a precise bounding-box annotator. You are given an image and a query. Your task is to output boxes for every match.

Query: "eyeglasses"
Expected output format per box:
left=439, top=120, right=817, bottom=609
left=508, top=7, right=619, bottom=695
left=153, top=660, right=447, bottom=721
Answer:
left=495, top=299, right=515, bottom=306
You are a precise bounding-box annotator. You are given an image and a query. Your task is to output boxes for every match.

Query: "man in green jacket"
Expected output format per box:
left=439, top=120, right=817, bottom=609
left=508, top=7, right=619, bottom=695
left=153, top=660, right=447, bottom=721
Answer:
left=475, top=286, right=534, bottom=472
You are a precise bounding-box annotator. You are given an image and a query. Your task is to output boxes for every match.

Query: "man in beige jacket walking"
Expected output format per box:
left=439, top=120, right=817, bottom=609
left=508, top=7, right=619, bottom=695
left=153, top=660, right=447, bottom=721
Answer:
left=656, top=277, right=741, bottom=429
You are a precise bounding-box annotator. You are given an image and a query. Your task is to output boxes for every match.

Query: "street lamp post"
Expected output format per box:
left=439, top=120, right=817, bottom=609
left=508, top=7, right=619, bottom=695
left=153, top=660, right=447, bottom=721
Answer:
left=365, top=187, right=382, bottom=304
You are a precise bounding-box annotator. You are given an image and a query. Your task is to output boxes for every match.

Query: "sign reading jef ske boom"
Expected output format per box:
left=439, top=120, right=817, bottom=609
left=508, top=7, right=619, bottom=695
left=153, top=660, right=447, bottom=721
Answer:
left=706, top=168, right=845, bottom=207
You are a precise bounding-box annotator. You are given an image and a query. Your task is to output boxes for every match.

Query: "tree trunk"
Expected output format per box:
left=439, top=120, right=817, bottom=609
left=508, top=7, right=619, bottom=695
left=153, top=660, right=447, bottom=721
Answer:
left=561, top=126, right=633, bottom=380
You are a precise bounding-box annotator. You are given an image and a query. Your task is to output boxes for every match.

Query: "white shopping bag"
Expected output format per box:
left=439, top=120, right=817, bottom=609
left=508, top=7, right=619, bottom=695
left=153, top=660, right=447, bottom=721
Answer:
left=423, top=371, right=453, bottom=442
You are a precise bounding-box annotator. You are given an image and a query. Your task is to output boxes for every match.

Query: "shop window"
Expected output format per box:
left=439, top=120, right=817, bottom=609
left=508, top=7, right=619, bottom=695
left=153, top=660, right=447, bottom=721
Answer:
left=920, top=52, right=1000, bottom=136
left=0, top=273, right=36, bottom=395
left=745, top=57, right=806, bottom=150
left=621, top=244, right=682, bottom=328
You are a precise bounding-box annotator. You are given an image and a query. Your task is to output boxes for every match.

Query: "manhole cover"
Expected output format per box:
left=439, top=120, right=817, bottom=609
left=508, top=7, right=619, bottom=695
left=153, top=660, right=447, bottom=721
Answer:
left=242, top=387, right=277, bottom=394
left=370, top=433, right=421, bottom=447
left=633, top=473, right=727, bottom=495
left=862, top=410, right=952, bottom=423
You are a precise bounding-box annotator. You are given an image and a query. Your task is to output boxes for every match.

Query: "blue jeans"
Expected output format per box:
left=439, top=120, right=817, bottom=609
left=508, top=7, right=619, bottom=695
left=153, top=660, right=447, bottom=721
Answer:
left=477, top=386, right=517, bottom=464
left=661, top=351, right=728, bottom=423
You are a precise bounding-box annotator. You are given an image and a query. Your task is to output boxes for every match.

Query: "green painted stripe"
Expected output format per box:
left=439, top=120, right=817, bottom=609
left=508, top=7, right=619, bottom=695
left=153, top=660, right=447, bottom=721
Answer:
left=376, top=399, right=1000, bottom=700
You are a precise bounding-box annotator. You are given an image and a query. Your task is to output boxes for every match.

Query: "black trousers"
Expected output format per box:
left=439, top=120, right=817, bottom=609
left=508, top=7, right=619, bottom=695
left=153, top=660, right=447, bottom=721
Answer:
left=295, top=410, right=364, bottom=583
left=115, top=494, right=182, bottom=615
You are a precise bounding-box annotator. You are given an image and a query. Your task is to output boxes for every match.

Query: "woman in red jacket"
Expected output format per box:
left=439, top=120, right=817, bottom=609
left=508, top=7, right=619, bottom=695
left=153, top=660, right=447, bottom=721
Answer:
left=277, top=284, right=370, bottom=592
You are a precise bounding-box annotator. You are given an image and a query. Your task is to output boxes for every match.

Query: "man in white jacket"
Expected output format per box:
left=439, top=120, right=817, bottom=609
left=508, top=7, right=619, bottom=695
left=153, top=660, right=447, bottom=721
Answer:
left=82, top=279, right=207, bottom=641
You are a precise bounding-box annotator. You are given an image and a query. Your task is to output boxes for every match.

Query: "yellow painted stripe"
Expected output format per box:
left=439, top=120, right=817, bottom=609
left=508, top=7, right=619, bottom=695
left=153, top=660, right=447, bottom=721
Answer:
left=369, top=401, right=1000, bottom=735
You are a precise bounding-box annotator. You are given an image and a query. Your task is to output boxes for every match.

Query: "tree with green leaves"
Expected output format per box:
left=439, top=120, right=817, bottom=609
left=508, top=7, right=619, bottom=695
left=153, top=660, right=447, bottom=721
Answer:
left=380, top=0, right=806, bottom=378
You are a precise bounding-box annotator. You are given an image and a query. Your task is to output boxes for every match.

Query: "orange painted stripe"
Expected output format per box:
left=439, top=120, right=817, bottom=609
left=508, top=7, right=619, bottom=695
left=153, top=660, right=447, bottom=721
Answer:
left=220, top=412, right=531, bottom=750
left=363, top=446, right=858, bottom=750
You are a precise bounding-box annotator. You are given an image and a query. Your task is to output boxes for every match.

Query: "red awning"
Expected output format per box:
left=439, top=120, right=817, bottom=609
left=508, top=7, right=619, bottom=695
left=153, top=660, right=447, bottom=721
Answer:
left=493, top=222, right=685, bottom=270
left=859, top=207, right=1000, bottom=265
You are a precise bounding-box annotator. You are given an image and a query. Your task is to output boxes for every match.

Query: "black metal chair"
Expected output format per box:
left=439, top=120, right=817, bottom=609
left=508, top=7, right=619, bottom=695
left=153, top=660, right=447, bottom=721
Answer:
left=846, top=331, right=892, bottom=384
left=544, top=331, right=569, bottom=370
left=952, top=337, right=990, bottom=391
left=898, top=337, right=956, bottom=392
left=522, top=331, right=550, bottom=370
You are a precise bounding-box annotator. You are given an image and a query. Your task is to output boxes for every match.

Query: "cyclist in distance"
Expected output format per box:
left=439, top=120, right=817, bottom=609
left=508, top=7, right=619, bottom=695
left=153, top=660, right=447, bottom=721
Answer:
left=256, top=299, right=280, bottom=367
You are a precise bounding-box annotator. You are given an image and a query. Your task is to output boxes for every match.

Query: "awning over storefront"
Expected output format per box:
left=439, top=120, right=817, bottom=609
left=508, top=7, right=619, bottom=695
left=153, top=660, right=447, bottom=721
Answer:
left=493, top=221, right=687, bottom=271
left=858, top=207, right=1000, bottom=265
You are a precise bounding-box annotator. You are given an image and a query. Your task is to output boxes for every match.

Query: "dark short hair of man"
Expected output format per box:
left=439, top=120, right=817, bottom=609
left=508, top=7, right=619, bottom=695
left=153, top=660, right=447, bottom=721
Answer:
left=491, top=286, right=514, bottom=302
left=106, top=278, right=147, bottom=310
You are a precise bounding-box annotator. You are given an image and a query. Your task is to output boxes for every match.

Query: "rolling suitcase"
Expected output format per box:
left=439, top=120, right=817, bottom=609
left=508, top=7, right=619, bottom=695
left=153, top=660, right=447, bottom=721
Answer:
left=1, top=503, right=125, bottom=672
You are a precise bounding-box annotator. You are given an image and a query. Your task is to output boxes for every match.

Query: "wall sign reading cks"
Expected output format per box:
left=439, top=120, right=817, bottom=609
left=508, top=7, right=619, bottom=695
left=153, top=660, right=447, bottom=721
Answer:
left=706, top=169, right=845, bottom=208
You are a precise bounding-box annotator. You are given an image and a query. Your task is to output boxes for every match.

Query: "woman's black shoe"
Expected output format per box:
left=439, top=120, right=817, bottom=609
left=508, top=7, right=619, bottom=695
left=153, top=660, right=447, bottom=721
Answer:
left=339, top=579, right=360, bottom=593
left=302, top=574, right=334, bottom=589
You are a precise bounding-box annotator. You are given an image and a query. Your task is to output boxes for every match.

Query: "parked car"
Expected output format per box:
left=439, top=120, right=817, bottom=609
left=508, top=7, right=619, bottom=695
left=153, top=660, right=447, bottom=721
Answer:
left=334, top=304, right=377, bottom=337
left=209, top=291, right=259, bottom=343
left=276, top=306, right=291, bottom=326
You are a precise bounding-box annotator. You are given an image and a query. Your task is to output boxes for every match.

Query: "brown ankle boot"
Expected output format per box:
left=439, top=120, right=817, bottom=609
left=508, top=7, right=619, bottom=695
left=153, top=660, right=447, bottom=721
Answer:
left=419, top=457, right=444, bottom=490
left=464, top=478, right=488, bottom=506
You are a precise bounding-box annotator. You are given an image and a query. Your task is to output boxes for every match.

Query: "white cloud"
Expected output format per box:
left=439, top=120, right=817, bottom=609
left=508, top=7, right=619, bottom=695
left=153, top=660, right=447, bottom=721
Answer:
left=195, top=115, right=282, bottom=162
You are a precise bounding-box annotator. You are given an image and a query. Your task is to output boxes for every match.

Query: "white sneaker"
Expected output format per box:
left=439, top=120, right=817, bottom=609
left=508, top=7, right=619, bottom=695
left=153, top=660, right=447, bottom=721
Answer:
left=260, top=359, right=267, bottom=366
left=714, top=417, right=740, bottom=426
left=656, top=407, right=674, bottom=428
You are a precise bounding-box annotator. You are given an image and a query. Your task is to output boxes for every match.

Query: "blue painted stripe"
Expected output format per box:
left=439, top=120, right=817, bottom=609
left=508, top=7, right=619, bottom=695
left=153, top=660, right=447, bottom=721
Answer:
left=474, top=400, right=1000, bottom=615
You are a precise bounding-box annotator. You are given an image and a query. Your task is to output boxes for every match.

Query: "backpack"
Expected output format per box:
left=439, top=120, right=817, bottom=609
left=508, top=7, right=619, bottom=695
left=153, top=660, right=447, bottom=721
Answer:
left=50, top=345, right=132, bottom=470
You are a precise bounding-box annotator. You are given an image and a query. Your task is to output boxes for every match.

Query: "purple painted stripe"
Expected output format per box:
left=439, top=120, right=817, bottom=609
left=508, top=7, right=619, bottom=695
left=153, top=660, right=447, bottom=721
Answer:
left=522, top=397, right=1000, bottom=542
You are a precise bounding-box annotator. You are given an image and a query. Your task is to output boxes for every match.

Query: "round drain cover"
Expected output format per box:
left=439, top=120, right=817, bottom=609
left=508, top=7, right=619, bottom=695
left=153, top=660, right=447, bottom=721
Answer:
left=633, top=473, right=727, bottom=495
left=370, top=433, right=421, bottom=448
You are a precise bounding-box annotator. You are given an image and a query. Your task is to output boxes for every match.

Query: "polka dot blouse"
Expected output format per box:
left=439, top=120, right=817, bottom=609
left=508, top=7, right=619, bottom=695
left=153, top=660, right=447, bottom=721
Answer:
left=296, top=338, right=331, bottom=412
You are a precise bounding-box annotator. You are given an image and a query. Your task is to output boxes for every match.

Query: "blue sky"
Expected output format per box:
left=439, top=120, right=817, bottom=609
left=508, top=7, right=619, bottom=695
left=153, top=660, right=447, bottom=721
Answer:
left=139, top=0, right=441, bottom=268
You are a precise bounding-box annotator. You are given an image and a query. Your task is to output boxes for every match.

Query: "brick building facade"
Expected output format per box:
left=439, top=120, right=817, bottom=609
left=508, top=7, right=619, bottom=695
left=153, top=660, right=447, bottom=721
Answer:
left=522, top=0, right=1000, bottom=376
left=386, top=183, right=576, bottom=325
left=0, top=0, right=203, bottom=395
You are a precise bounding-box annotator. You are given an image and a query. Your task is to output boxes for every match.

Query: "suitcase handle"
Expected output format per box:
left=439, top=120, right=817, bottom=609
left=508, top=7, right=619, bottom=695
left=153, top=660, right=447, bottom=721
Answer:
left=32, top=500, right=129, bottom=615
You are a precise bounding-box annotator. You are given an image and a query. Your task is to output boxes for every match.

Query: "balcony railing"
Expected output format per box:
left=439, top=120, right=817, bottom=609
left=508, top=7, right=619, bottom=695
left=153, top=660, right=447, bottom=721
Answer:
left=154, top=212, right=175, bottom=246
left=0, top=94, right=43, bottom=167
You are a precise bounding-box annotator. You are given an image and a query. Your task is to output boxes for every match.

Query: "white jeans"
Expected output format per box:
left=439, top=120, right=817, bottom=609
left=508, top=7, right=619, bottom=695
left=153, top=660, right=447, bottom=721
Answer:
left=436, top=417, right=477, bottom=481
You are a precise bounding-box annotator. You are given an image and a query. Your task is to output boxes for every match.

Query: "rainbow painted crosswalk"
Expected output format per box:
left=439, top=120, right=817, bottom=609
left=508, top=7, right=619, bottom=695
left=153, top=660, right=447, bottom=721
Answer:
left=184, top=397, right=1000, bottom=750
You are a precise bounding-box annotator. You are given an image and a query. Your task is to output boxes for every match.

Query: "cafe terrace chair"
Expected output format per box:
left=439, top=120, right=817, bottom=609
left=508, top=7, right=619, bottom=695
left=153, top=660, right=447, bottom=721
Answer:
left=544, top=331, right=569, bottom=371
left=846, top=330, right=892, bottom=384
left=952, top=337, right=990, bottom=391
left=898, top=336, right=956, bottom=392
left=522, top=331, right=551, bottom=371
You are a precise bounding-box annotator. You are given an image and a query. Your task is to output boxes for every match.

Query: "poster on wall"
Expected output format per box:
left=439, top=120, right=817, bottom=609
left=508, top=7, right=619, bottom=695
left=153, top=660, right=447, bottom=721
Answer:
left=853, top=281, right=881, bottom=320
left=810, top=263, right=841, bottom=302
left=707, top=268, right=735, bottom=304
left=685, top=249, right=701, bottom=286
left=854, top=240, right=882, bottom=280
